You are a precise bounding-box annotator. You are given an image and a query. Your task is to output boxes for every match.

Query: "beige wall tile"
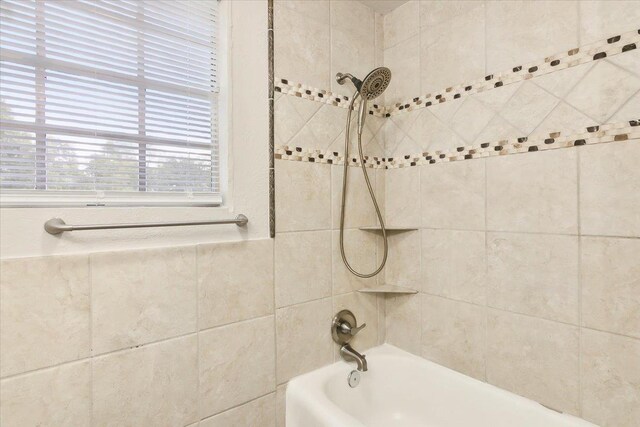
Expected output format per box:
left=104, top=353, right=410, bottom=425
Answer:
left=449, top=97, right=495, bottom=144
left=383, top=34, right=420, bottom=103
left=421, top=295, right=486, bottom=380
left=0, top=255, right=90, bottom=377
left=580, top=141, right=640, bottom=237
left=330, top=1, right=376, bottom=97
left=419, top=0, right=485, bottom=30
left=383, top=0, right=419, bottom=49
left=384, top=230, right=421, bottom=289
left=91, top=246, right=196, bottom=354
left=333, top=292, right=379, bottom=354
left=486, top=1, right=578, bottom=74
left=565, top=60, right=640, bottom=123
left=385, top=166, right=420, bottom=227
left=486, top=309, right=580, bottom=414
left=200, top=317, right=275, bottom=418
left=420, top=4, right=485, bottom=94
left=487, top=232, right=579, bottom=324
left=275, top=1, right=330, bottom=24
left=406, top=108, right=465, bottom=153
left=276, top=298, right=333, bottom=383
left=304, top=105, right=347, bottom=149
left=274, top=95, right=322, bottom=147
left=499, top=82, right=560, bottom=135
left=275, top=160, right=331, bottom=232
left=0, top=361, right=91, bottom=427
left=332, top=229, right=378, bottom=295
left=421, top=159, right=485, bottom=230
left=422, top=229, right=486, bottom=304
left=274, top=2, right=330, bottom=89
left=332, top=165, right=380, bottom=229
left=198, top=239, right=274, bottom=330
left=579, top=1, right=640, bottom=44
left=385, top=294, right=421, bottom=355
left=581, top=237, right=640, bottom=338
left=275, top=231, right=331, bottom=307
left=486, top=148, right=578, bottom=234
left=581, top=329, right=640, bottom=427
left=200, top=394, right=275, bottom=427
left=93, top=335, right=198, bottom=427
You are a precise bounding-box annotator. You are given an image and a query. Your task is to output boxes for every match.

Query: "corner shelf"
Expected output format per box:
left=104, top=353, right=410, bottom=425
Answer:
left=358, top=284, right=418, bottom=295
left=359, top=226, right=418, bottom=233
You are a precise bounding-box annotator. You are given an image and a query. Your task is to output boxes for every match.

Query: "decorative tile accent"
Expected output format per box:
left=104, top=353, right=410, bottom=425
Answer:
left=274, top=28, right=640, bottom=118
left=274, top=78, right=386, bottom=117
left=275, top=119, right=639, bottom=169
left=383, top=119, right=640, bottom=169
left=274, top=145, right=387, bottom=169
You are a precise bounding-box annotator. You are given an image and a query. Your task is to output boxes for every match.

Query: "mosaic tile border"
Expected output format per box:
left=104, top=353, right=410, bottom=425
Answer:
left=274, top=79, right=386, bottom=117
left=274, top=119, right=640, bottom=169
left=274, top=146, right=387, bottom=169
left=274, top=28, right=640, bottom=118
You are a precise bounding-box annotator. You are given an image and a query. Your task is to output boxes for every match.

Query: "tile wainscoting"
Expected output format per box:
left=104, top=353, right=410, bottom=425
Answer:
left=0, top=234, right=385, bottom=427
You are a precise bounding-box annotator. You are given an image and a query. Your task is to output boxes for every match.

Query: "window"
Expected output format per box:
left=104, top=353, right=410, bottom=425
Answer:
left=0, top=0, right=221, bottom=206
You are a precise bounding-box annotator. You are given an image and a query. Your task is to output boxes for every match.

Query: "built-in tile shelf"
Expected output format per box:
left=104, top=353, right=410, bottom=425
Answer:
left=359, top=226, right=418, bottom=233
left=358, top=284, right=418, bottom=295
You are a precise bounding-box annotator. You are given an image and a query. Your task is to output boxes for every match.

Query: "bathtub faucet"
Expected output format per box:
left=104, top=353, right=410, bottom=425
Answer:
left=340, top=343, right=368, bottom=372
left=332, top=310, right=368, bottom=372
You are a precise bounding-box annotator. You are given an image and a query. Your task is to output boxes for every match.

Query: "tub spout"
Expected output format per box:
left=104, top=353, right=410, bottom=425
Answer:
left=340, top=344, right=368, bottom=372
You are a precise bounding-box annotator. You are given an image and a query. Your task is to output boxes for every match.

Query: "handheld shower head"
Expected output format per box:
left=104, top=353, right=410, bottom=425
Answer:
left=335, top=67, right=391, bottom=100
left=337, top=67, right=392, bottom=134
left=360, top=67, right=391, bottom=100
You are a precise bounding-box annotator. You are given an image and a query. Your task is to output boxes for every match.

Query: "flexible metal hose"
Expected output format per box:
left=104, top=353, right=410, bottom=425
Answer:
left=339, top=94, right=388, bottom=278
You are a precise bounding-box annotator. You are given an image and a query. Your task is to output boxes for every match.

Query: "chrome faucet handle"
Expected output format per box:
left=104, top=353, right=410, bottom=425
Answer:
left=332, top=310, right=365, bottom=345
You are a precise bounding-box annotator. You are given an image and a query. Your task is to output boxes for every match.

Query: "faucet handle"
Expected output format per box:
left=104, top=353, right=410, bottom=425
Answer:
left=339, top=321, right=366, bottom=336
left=332, top=310, right=366, bottom=345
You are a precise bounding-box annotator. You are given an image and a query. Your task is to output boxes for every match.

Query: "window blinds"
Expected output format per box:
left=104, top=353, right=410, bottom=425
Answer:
left=0, top=0, right=220, bottom=206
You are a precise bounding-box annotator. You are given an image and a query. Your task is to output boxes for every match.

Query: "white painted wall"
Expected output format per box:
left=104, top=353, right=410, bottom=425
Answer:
left=0, top=0, right=270, bottom=258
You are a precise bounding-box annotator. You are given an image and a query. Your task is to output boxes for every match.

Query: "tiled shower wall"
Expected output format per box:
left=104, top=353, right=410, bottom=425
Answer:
left=380, top=2, right=640, bottom=427
left=274, top=1, right=639, bottom=427
left=273, top=3, right=387, bottom=427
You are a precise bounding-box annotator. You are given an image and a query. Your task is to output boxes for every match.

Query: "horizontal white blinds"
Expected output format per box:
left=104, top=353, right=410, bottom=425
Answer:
left=0, top=0, right=219, bottom=203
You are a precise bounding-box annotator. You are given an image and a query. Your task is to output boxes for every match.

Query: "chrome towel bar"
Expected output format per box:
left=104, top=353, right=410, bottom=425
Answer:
left=44, top=214, right=249, bottom=235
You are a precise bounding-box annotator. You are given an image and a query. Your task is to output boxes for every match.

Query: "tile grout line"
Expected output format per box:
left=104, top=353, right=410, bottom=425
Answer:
left=483, top=156, right=489, bottom=382
left=576, top=146, right=584, bottom=417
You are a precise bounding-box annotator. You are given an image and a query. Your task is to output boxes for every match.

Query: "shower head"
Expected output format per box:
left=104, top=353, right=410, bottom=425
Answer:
left=336, top=67, right=392, bottom=100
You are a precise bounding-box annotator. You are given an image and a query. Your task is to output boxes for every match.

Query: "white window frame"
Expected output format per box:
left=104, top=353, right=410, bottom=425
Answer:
left=0, top=0, right=229, bottom=209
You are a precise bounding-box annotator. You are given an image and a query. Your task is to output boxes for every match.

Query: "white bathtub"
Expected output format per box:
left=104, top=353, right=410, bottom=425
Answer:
left=286, top=344, right=596, bottom=427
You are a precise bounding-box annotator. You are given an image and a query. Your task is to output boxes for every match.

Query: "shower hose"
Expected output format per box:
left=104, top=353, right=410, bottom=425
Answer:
left=339, top=94, right=388, bottom=278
